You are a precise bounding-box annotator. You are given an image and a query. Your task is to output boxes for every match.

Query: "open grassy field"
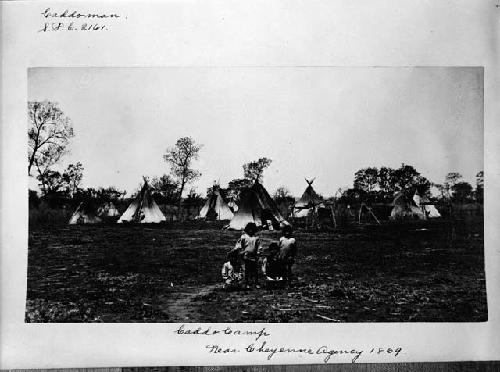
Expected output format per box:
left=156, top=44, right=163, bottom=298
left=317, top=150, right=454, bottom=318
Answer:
left=26, top=219, right=486, bottom=322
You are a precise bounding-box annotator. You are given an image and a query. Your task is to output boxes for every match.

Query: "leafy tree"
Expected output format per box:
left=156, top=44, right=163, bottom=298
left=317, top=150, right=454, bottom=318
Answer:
left=37, top=162, right=84, bottom=198
left=62, top=162, right=84, bottom=196
left=433, top=183, right=451, bottom=200
left=163, top=137, right=202, bottom=214
left=349, top=164, right=431, bottom=203
left=37, top=169, right=66, bottom=195
left=377, top=167, right=396, bottom=195
left=444, top=172, right=462, bottom=194
left=243, top=157, right=272, bottom=182
left=273, top=186, right=292, bottom=200
left=353, top=167, right=379, bottom=192
left=439, top=172, right=462, bottom=199
left=415, top=176, right=431, bottom=196
left=28, top=101, right=74, bottom=176
left=227, top=157, right=272, bottom=203
left=452, top=181, right=473, bottom=202
left=392, top=164, right=422, bottom=191
left=273, top=186, right=294, bottom=204
left=445, top=172, right=463, bottom=187
left=151, top=174, right=178, bottom=205
left=226, top=178, right=253, bottom=203
left=96, top=186, right=126, bottom=202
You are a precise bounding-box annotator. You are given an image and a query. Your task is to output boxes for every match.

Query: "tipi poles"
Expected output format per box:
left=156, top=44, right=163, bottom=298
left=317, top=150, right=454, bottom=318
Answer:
left=329, top=205, right=337, bottom=228
left=366, top=205, right=381, bottom=225
left=358, top=203, right=381, bottom=225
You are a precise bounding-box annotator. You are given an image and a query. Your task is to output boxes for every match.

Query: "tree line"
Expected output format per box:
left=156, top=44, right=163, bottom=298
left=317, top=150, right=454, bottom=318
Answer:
left=337, top=165, right=483, bottom=205
left=28, top=101, right=275, bottom=214
left=29, top=100, right=483, bottom=215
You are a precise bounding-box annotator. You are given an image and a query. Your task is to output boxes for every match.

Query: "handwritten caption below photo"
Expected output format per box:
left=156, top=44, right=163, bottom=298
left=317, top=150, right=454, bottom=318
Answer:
left=175, top=324, right=403, bottom=364
left=38, top=8, right=124, bottom=32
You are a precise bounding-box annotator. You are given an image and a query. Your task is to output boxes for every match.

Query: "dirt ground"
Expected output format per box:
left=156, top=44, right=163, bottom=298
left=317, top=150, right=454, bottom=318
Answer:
left=25, top=219, right=487, bottom=322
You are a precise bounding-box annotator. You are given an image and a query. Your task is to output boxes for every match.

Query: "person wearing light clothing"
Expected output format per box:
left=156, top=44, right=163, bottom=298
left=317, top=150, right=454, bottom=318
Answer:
left=234, top=222, right=261, bottom=289
left=221, top=250, right=244, bottom=290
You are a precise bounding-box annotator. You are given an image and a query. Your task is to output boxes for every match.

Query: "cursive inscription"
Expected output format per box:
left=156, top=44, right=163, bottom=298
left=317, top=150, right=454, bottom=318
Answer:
left=206, top=341, right=402, bottom=364
left=38, top=8, right=124, bottom=32
left=175, top=324, right=402, bottom=364
left=42, top=8, right=120, bottom=19
left=175, top=324, right=270, bottom=341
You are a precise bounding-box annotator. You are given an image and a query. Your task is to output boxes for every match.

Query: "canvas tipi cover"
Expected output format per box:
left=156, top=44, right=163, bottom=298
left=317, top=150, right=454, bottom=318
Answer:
left=390, top=191, right=426, bottom=220
left=118, top=181, right=166, bottom=223
left=413, top=192, right=441, bottom=218
left=293, top=178, right=324, bottom=218
left=229, top=181, right=289, bottom=230
left=69, top=202, right=102, bottom=224
left=198, top=189, right=234, bottom=220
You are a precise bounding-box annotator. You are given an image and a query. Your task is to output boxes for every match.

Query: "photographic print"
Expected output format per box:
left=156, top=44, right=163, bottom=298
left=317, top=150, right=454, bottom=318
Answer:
left=26, top=66, right=486, bottom=323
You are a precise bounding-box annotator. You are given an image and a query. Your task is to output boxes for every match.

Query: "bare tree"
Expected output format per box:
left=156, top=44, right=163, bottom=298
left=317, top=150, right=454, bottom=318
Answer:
left=28, top=101, right=74, bottom=176
left=163, top=137, right=202, bottom=214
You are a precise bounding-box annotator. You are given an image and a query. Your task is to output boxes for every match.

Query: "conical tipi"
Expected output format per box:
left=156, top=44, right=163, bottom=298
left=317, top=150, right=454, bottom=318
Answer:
left=69, top=202, right=102, bottom=224
left=198, top=189, right=234, bottom=220
left=293, top=178, right=323, bottom=218
left=229, top=180, right=289, bottom=230
left=118, top=180, right=166, bottom=223
left=390, top=191, right=426, bottom=220
left=413, top=191, right=441, bottom=218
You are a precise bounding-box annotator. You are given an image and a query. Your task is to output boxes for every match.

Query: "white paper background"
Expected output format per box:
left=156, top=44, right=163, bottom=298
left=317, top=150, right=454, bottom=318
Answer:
left=1, top=0, right=499, bottom=368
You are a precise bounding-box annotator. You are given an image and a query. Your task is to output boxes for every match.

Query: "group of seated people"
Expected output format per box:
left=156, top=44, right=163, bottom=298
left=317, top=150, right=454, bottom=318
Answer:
left=221, top=223, right=297, bottom=289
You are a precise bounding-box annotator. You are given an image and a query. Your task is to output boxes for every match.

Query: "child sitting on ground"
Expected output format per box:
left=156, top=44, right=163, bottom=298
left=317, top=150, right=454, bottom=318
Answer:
left=233, top=222, right=261, bottom=289
left=278, top=225, right=297, bottom=285
left=221, top=250, right=244, bottom=290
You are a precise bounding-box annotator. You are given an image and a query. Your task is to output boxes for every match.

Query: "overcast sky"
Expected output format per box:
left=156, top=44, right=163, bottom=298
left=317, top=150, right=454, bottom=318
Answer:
left=28, top=67, right=483, bottom=197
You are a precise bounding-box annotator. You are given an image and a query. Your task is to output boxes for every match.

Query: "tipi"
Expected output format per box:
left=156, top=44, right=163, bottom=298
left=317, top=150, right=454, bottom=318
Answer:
left=390, top=191, right=426, bottom=220
left=198, top=189, right=234, bottom=220
left=69, top=202, right=102, bottom=224
left=118, top=180, right=166, bottom=223
left=413, top=191, right=441, bottom=218
left=293, top=178, right=323, bottom=218
left=229, top=180, right=289, bottom=230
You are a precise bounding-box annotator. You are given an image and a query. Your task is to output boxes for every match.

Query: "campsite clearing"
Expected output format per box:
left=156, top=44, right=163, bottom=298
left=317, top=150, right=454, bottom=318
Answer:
left=26, top=219, right=486, bottom=322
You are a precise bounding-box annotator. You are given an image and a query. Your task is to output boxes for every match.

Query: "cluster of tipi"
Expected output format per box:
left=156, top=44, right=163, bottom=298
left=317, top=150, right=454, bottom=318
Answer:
left=391, top=190, right=441, bottom=220
left=69, top=177, right=441, bottom=228
left=68, top=179, right=291, bottom=229
left=69, top=181, right=166, bottom=225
